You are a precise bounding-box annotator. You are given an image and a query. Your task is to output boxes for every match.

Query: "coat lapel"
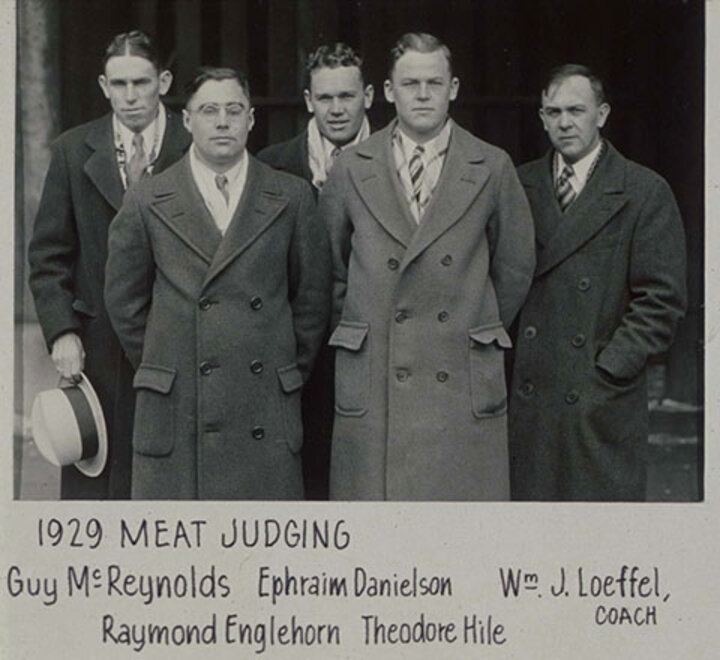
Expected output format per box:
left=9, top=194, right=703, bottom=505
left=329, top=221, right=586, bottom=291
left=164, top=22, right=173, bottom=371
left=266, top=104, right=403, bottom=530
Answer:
left=203, top=157, right=289, bottom=288
left=83, top=114, right=125, bottom=212
left=347, top=124, right=416, bottom=248
left=148, top=155, right=221, bottom=264
left=534, top=143, right=629, bottom=277
left=402, top=125, right=491, bottom=268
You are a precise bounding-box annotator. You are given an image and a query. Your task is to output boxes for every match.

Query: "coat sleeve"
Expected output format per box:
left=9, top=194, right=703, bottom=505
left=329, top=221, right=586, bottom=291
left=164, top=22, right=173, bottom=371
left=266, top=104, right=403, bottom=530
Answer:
left=287, top=181, right=332, bottom=381
left=318, top=160, right=352, bottom=330
left=486, top=153, right=536, bottom=328
left=27, top=139, right=82, bottom=347
left=104, top=188, right=155, bottom=370
left=595, top=177, right=687, bottom=380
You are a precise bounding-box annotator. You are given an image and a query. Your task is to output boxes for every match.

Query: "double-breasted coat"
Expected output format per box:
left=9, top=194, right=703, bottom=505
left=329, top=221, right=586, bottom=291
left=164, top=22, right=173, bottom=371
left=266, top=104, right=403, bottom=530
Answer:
left=321, top=121, right=535, bottom=500
left=509, top=142, right=687, bottom=501
left=105, top=154, right=331, bottom=500
left=28, top=111, right=190, bottom=499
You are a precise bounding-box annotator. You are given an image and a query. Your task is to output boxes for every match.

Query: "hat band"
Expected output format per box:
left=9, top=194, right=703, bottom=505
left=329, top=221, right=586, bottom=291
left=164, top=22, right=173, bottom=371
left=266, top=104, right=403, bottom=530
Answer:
left=62, top=387, right=99, bottom=460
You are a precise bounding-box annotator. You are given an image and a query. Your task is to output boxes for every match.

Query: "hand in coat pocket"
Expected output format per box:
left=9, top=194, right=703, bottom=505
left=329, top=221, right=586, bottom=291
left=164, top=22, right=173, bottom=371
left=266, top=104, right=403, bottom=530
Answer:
left=468, top=322, right=512, bottom=419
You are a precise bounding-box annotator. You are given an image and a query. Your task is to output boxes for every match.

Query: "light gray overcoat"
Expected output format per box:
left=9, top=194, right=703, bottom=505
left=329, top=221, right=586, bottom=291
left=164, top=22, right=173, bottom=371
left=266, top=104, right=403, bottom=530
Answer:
left=321, top=121, right=535, bottom=500
left=105, top=154, right=330, bottom=500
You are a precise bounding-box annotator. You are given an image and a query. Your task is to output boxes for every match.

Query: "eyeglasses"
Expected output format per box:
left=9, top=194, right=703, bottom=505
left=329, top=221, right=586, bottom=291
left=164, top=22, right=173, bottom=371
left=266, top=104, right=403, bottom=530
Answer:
left=193, top=103, right=249, bottom=121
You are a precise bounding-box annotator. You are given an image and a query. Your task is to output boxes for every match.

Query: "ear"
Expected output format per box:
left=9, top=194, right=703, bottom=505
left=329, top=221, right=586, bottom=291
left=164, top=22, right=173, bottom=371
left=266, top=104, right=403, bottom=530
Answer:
left=363, top=84, right=374, bottom=110
left=538, top=107, right=549, bottom=132
left=383, top=79, right=394, bottom=104
left=449, top=76, right=460, bottom=102
left=98, top=74, right=110, bottom=100
left=158, top=70, right=173, bottom=96
left=247, top=106, right=255, bottom=132
left=303, top=89, right=314, bottom=114
left=597, top=102, right=611, bottom=128
left=182, top=108, right=192, bottom=134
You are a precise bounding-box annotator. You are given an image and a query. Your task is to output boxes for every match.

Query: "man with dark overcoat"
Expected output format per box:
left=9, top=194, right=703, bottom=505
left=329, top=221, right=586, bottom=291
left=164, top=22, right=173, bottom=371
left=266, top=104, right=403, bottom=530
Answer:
left=257, top=43, right=373, bottom=499
left=105, top=67, right=330, bottom=499
left=509, top=65, right=687, bottom=501
left=28, top=31, right=190, bottom=499
left=321, top=33, right=535, bottom=500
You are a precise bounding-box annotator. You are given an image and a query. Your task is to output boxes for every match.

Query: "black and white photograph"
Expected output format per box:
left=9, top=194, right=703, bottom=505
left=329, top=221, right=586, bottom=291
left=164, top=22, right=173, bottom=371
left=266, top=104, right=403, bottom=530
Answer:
left=2, top=0, right=717, bottom=657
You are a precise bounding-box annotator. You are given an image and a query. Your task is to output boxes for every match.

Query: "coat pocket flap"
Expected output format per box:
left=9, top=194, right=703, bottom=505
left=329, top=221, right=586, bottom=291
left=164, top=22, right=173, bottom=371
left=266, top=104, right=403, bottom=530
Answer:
left=133, top=363, right=177, bottom=393
left=71, top=298, right=97, bottom=318
left=469, top=323, right=512, bottom=349
left=328, top=321, right=369, bottom=351
left=277, top=363, right=303, bottom=393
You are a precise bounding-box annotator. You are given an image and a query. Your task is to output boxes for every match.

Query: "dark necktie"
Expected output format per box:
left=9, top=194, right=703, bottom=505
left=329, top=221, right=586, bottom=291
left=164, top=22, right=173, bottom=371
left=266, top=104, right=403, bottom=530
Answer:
left=126, top=133, right=148, bottom=187
left=215, top=174, right=229, bottom=205
left=556, top=164, right=576, bottom=212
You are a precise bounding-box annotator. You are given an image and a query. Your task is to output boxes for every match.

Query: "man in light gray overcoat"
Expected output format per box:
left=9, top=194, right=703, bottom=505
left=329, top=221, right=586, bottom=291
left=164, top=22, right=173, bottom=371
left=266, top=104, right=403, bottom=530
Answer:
left=509, top=65, right=687, bottom=501
left=105, top=67, right=330, bottom=499
left=321, top=33, right=535, bottom=500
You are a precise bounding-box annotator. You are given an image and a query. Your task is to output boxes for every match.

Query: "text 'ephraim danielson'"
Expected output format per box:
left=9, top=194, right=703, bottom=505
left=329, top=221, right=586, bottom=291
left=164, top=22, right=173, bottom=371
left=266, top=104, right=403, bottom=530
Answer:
left=118, top=518, right=351, bottom=550
left=257, top=565, right=453, bottom=604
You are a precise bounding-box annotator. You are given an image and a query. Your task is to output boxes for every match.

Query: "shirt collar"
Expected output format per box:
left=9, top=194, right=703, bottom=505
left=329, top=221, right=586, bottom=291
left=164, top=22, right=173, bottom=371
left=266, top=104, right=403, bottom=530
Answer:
left=318, top=116, right=371, bottom=159
left=189, top=144, right=247, bottom=187
left=395, top=118, right=453, bottom=161
left=112, top=102, right=166, bottom=161
left=557, top=139, right=603, bottom=186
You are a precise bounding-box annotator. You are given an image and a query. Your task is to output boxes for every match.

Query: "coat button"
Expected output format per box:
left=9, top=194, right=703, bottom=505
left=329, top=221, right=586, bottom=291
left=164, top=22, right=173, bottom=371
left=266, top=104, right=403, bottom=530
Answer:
left=387, top=258, right=400, bottom=270
left=571, top=333, right=586, bottom=348
left=250, top=360, right=263, bottom=374
left=441, top=254, right=453, bottom=266
left=395, top=311, right=408, bottom=324
left=578, top=277, right=591, bottom=291
left=396, top=369, right=409, bottom=382
left=524, top=325, right=538, bottom=340
left=198, top=297, right=212, bottom=311
left=199, top=361, right=213, bottom=376
left=565, top=389, right=579, bottom=404
left=250, top=296, right=263, bottom=310
left=436, top=371, right=449, bottom=383
left=251, top=426, right=265, bottom=440
left=518, top=380, right=535, bottom=397
left=437, top=310, right=449, bottom=323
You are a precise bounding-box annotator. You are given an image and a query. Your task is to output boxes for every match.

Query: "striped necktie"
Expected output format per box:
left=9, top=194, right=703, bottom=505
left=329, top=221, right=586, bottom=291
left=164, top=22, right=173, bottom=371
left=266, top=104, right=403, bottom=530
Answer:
left=556, top=164, right=576, bottom=212
left=409, top=145, right=425, bottom=210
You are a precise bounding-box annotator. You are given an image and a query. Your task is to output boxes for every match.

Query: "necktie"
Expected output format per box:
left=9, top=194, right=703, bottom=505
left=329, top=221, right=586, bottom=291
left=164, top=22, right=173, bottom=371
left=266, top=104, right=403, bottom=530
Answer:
left=215, top=174, right=229, bottom=205
left=126, top=133, right=148, bottom=187
left=556, top=164, right=576, bottom=212
left=409, top=145, right=425, bottom=215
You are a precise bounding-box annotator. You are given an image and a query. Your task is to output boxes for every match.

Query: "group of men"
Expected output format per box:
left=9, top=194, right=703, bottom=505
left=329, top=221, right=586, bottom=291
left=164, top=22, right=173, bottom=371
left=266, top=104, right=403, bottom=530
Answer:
left=28, top=30, right=687, bottom=502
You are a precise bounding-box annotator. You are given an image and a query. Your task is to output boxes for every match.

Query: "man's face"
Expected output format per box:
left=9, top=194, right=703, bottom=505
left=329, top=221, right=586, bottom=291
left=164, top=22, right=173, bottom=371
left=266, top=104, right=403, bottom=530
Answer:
left=384, top=49, right=459, bottom=143
left=98, top=55, right=172, bottom=132
left=539, top=75, right=610, bottom=163
left=304, top=66, right=373, bottom=147
left=183, top=78, right=255, bottom=172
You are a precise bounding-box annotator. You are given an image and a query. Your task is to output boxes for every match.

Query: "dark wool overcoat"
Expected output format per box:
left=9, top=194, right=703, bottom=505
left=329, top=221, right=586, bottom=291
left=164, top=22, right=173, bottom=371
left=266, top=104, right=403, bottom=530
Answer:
left=105, top=154, right=331, bottom=500
left=257, top=128, right=334, bottom=500
left=256, top=129, right=313, bottom=190
left=28, top=111, right=190, bottom=499
left=321, top=121, right=535, bottom=501
left=509, top=142, right=687, bottom=501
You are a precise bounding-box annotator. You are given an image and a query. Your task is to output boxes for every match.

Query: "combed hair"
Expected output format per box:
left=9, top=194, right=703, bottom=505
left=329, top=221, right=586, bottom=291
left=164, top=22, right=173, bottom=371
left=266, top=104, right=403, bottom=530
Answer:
left=102, top=30, right=163, bottom=72
left=544, top=64, right=607, bottom=105
left=184, top=66, right=251, bottom=106
left=307, top=42, right=363, bottom=75
left=388, top=32, right=453, bottom=77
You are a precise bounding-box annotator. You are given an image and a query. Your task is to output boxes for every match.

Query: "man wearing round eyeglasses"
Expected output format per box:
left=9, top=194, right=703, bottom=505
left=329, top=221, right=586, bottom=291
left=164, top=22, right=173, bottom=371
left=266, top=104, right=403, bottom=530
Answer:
left=105, top=67, right=331, bottom=500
